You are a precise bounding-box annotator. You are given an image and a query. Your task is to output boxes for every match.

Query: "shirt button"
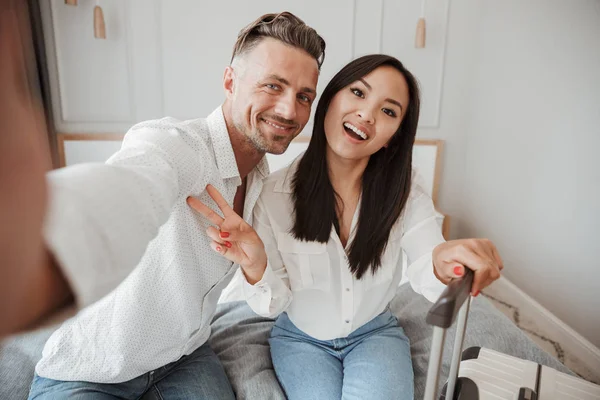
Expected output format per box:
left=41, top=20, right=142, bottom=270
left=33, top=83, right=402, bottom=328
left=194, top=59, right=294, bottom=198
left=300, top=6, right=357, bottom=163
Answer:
left=346, top=288, right=350, bottom=292
left=345, top=320, right=350, bottom=324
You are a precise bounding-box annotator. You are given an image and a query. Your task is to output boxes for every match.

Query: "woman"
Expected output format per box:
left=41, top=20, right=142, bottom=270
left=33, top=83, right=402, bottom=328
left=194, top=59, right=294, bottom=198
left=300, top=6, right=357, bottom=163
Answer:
left=189, top=54, right=503, bottom=399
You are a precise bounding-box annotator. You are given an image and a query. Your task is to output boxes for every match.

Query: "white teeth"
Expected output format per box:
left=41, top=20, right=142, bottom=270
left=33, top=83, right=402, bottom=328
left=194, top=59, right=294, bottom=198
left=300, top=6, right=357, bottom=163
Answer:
left=264, top=119, right=287, bottom=130
left=343, top=122, right=368, bottom=140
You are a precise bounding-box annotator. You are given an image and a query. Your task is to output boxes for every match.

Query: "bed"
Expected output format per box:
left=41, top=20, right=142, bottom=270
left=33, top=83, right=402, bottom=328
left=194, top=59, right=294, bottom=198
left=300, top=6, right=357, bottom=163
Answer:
left=0, top=284, right=570, bottom=399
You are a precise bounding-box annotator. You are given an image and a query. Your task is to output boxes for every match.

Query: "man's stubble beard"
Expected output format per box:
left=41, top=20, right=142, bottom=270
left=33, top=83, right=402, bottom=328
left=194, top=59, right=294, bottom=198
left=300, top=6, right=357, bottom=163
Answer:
left=234, top=118, right=292, bottom=155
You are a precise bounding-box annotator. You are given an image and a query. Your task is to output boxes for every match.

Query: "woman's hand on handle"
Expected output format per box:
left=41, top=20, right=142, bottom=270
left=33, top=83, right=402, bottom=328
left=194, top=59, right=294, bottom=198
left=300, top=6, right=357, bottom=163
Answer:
left=432, top=239, right=504, bottom=296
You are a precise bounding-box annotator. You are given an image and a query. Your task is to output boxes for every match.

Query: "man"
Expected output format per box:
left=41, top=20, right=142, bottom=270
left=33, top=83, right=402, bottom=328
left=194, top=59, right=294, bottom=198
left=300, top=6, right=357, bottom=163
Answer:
left=27, top=12, right=326, bottom=399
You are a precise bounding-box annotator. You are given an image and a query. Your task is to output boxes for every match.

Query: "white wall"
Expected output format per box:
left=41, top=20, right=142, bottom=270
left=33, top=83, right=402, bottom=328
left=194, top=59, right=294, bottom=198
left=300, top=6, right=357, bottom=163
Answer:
left=41, top=0, right=600, bottom=346
left=41, top=0, right=449, bottom=134
left=415, top=0, right=481, bottom=238
left=458, top=0, right=600, bottom=347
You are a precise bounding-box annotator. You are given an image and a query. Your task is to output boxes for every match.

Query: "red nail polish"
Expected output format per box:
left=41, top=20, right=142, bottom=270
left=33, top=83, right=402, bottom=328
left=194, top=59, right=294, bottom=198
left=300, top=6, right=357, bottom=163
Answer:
left=220, top=232, right=230, bottom=238
left=473, top=290, right=480, bottom=297
left=216, top=246, right=222, bottom=252
left=454, top=266, right=464, bottom=276
left=225, top=241, right=232, bottom=248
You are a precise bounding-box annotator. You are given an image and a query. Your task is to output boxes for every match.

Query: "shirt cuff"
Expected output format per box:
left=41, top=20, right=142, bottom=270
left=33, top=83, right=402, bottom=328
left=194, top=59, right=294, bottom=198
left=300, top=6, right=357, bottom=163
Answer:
left=406, top=252, right=447, bottom=303
left=242, top=263, right=277, bottom=315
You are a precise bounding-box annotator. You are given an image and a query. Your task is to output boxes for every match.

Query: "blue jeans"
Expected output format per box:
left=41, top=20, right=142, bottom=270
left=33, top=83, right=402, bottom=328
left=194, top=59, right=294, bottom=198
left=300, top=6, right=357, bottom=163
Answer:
left=269, top=309, right=414, bottom=400
left=28, top=342, right=235, bottom=399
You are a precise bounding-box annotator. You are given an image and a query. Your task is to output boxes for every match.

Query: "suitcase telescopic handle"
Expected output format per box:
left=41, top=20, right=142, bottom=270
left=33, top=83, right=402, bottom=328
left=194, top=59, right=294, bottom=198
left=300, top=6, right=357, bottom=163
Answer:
left=424, top=268, right=475, bottom=400
left=426, top=268, right=474, bottom=329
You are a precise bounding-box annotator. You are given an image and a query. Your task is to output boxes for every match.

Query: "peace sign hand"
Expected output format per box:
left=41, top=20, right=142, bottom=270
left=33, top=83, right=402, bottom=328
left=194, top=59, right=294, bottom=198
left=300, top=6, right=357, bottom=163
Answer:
left=187, top=185, right=267, bottom=282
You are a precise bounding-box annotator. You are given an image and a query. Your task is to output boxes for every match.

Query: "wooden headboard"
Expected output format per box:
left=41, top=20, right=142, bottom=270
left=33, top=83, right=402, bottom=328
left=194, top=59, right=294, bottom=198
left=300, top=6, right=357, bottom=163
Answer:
left=57, top=133, right=449, bottom=238
left=265, top=136, right=444, bottom=206
left=264, top=136, right=448, bottom=238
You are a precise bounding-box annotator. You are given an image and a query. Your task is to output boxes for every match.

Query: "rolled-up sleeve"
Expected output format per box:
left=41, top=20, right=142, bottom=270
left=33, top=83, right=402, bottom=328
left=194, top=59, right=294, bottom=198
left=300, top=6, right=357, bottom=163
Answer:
left=44, top=121, right=207, bottom=308
left=401, top=180, right=447, bottom=303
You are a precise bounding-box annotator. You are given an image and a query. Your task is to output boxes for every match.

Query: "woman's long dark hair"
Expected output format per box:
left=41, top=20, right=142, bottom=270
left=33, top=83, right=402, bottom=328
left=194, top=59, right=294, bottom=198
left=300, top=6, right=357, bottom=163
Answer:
left=291, top=54, right=421, bottom=279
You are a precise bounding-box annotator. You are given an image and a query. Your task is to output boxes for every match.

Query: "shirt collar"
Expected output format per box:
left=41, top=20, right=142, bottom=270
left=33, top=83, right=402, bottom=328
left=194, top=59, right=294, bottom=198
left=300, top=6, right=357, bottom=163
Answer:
left=274, top=155, right=302, bottom=194
left=255, top=155, right=270, bottom=179
left=207, top=107, right=240, bottom=182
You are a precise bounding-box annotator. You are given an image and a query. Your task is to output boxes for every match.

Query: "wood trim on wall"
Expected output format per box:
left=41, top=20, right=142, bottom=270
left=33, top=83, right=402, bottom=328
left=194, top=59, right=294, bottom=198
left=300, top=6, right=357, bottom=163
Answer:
left=270, top=137, right=444, bottom=204
left=415, top=139, right=444, bottom=206
left=29, top=0, right=60, bottom=168
left=414, top=139, right=447, bottom=238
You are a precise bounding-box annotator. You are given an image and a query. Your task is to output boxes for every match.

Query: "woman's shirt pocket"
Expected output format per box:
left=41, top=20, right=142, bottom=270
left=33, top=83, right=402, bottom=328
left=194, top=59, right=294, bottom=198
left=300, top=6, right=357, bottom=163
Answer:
left=277, top=232, right=331, bottom=292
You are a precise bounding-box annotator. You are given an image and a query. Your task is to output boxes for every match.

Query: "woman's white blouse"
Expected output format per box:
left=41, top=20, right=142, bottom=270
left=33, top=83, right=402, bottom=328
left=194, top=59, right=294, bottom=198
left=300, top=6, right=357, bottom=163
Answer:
left=242, top=160, right=447, bottom=341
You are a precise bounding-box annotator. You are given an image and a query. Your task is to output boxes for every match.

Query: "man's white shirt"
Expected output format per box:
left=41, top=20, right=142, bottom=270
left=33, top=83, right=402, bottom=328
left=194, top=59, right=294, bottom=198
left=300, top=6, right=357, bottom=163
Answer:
left=37, top=107, right=269, bottom=383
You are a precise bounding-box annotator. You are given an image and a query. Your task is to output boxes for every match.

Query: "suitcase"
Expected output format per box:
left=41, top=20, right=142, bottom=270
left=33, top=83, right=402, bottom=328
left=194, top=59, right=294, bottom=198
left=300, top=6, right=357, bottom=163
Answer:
left=423, top=269, right=600, bottom=400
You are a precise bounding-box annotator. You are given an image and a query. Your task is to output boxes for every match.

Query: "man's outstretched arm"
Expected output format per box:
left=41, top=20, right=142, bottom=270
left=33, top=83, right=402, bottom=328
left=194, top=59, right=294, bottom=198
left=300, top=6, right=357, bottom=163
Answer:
left=0, top=10, right=206, bottom=335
